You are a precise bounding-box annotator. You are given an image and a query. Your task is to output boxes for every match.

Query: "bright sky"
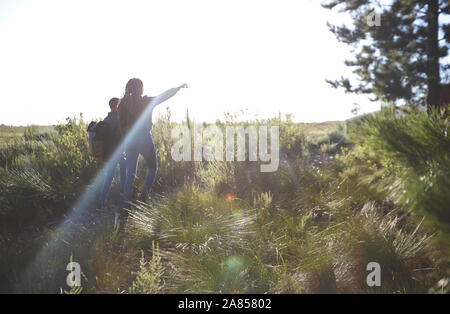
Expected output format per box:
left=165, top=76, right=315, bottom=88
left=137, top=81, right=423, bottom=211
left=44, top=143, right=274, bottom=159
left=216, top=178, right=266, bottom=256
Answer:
left=0, top=0, right=380, bottom=126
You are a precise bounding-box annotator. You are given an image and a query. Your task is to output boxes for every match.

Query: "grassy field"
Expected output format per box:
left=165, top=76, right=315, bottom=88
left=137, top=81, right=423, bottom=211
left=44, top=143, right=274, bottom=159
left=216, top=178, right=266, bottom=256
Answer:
left=0, top=109, right=448, bottom=294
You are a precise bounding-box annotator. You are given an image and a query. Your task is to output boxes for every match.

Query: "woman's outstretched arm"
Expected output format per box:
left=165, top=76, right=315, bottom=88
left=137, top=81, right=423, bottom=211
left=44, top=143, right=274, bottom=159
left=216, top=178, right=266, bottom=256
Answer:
left=148, top=83, right=188, bottom=108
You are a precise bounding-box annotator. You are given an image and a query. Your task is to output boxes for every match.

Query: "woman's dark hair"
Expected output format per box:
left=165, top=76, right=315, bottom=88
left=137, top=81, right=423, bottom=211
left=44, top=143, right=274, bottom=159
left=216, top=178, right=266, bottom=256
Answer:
left=118, top=78, right=148, bottom=136
left=124, top=78, right=144, bottom=97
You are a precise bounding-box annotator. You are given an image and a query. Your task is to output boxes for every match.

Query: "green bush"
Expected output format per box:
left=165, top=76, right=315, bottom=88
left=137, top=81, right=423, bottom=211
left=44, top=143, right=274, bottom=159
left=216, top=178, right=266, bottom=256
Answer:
left=129, top=245, right=165, bottom=294
left=345, top=108, right=450, bottom=235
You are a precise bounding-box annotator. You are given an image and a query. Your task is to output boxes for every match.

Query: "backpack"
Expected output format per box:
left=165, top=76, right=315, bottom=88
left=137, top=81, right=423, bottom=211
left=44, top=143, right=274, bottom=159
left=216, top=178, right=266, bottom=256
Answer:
left=87, top=121, right=109, bottom=158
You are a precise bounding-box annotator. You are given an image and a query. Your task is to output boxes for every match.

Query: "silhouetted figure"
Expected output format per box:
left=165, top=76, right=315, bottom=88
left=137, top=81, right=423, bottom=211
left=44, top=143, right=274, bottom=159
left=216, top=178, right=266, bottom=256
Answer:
left=118, top=78, right=187, bottom=202
left=98, top=98, right=126, bottom=207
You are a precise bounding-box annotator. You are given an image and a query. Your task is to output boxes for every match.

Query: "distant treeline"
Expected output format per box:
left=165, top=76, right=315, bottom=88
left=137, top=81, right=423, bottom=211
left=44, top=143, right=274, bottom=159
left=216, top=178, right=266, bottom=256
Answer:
left=0, top=124, right=54, bottom=135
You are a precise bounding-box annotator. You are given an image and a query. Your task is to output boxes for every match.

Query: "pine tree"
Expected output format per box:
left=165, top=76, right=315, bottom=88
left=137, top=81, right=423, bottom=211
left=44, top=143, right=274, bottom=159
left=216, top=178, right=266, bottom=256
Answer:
left=322, top=0, right=450, bottom=110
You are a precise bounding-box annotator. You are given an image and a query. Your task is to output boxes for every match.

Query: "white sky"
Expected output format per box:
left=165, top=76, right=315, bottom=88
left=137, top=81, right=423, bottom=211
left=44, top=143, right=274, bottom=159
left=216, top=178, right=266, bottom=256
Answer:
left=0, top=0, right=380, bottom=126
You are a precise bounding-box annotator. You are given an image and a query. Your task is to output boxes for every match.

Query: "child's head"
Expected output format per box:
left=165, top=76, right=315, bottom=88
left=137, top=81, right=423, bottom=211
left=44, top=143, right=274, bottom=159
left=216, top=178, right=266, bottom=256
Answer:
left=109, top=98, right=120, bottom=112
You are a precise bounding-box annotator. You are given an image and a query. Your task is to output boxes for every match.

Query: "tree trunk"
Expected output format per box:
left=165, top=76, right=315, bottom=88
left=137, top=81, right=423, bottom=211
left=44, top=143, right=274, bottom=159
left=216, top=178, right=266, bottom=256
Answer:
left=426, top=0, right=441, bottom=110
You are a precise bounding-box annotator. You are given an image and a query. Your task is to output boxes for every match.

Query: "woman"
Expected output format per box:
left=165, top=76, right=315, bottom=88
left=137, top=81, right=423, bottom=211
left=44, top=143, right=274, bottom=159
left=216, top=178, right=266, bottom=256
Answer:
left=118, top=78, right=187, bottom=202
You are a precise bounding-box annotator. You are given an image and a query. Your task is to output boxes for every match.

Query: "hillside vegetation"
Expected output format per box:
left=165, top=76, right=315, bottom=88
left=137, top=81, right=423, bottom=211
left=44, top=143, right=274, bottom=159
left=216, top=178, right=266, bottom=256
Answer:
left=0, top=109, right=448, bottom=293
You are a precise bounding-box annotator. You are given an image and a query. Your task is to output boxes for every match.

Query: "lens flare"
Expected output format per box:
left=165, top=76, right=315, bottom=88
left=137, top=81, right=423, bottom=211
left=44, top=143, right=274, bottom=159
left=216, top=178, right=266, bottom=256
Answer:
left=224, top=193, right=235, bottom=203
left=219, top=256, right=251, bottom=294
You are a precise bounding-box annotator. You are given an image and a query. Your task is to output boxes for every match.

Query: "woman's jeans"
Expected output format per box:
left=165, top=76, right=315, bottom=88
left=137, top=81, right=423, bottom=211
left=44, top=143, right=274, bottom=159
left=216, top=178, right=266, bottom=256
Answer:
left=124, top=135, right=157, bottom=202
left=99, top=152, right=126, bottom=206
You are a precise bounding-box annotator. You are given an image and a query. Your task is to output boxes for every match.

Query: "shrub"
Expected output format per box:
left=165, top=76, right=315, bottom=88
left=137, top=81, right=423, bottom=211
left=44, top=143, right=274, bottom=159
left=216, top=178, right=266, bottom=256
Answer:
left=346, top=108, right=450, bottom=235
left=129, top=244, right=165, bottom=294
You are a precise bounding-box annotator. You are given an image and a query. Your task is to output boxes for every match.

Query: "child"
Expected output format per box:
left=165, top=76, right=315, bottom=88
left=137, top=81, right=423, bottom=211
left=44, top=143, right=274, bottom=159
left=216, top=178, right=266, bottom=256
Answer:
left=98, top=98, right=127, bottom=207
